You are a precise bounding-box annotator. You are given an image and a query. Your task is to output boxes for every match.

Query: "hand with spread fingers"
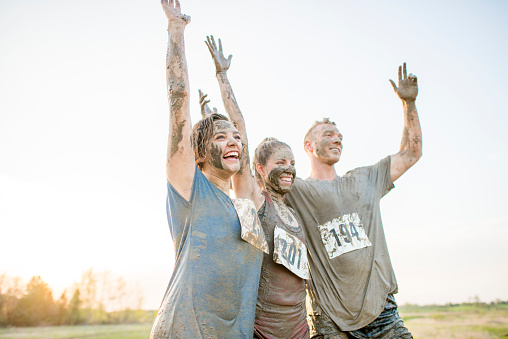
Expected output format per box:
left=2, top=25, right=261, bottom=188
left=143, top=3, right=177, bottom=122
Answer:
left=205, top=35, right=233, bottom=74
left=161, top=0, right=190, bottom=27
left=389, top=62, right=418, bottom=102
left=198, top=89, right=218, bottom=118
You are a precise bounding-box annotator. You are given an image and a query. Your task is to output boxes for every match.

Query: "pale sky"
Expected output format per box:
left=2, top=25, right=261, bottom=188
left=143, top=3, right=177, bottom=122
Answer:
left=1, top=0, right=507, bottom=310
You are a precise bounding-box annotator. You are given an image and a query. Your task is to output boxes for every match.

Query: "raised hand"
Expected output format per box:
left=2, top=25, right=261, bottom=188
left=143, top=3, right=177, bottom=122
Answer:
left=205, top=35, right=232, bottom=74
left=161, top=0, right=190, bottom=27
left=389, top=62, right=418, bottom=102
left=198, top=89, right=218, bottom=118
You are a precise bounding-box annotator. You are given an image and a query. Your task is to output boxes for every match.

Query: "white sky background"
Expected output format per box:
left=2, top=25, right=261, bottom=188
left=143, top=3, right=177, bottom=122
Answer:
left=1, top=0, right=507, bottom=310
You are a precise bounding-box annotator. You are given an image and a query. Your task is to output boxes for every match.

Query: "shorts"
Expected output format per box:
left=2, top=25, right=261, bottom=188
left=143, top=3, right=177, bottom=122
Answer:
left=308, top=294, right=412, bottom=339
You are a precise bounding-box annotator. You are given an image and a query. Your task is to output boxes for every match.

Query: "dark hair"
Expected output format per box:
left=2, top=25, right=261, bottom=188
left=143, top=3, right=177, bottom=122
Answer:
left=252, top=137, right=291, bottom=184
left=192, top=113, right=230, bottom=170
left=304, top=117, right=336, bottom=144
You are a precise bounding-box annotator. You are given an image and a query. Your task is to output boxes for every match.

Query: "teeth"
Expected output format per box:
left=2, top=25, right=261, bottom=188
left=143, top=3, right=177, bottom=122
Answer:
left=224, top=151, right=239, bottom=158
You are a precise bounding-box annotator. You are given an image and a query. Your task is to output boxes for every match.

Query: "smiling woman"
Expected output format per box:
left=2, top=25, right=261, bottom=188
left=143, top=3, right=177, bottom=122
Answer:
left=149, top=1, right=264, bottom=338
left=204, top=35, right=310, bottom=338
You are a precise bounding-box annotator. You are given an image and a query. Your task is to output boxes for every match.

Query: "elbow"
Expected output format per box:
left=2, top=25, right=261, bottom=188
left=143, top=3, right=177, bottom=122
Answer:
left=409, top=148, right=422, bottom=166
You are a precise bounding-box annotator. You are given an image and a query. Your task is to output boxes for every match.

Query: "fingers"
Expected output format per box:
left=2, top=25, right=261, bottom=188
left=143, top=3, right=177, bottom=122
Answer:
left=389, top=79, right=397, bottom=91
left=210, top=35, right=217, bottom=51
left=218, top=38, right=223, bottom=53
left=398, top=65, right=402, bottom=83
left=205, top=36, right=213, bottom=54
left=175, top=0, right=180, bottom=10
left=403, top=62, right=407, bottom=79
left=169, top=0, right=174, bottom=8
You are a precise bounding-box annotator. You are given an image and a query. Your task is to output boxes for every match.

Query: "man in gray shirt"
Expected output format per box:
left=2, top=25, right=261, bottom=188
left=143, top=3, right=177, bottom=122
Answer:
left=286, top=63, right=422, bottom=338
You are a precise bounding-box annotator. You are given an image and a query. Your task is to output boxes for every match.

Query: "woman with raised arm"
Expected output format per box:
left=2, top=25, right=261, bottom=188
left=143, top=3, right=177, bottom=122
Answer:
left=205, top=36, right=310, bottom=339
left=150, top=2, right=265, bottom=338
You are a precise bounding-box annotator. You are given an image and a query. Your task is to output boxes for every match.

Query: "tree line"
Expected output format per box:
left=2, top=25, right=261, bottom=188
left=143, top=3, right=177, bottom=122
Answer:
left=0, top=269, right=155, bottom=327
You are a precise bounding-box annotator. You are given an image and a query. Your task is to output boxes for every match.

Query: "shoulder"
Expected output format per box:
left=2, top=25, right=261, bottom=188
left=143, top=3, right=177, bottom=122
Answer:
left=344, top=156, right=391, bottom=178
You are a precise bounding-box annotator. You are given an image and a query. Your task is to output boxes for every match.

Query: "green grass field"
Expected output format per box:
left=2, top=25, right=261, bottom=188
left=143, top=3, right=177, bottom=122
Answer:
left=1, top=304, right=507, bottom=338
left=0, top=324, right=152, bottom=339
left=400, top=304, right=508, bottom=339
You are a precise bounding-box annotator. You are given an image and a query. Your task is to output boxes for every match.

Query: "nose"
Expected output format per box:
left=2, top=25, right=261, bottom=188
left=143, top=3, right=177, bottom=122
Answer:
left=227, top=134, right=241, bottom=148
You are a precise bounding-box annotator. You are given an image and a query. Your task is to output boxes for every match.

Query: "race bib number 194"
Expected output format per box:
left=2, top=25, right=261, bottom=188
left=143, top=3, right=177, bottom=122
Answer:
left=317, top=213, right=371, bottom=259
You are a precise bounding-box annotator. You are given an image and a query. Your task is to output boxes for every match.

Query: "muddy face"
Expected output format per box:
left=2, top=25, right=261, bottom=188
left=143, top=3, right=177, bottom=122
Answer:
left=204, top=120, right=242, bottom=174
left=262, top=146, right=296, bottom=195
left=209, top=142, right=225, bottom=170
left=312, top=124, right=343, bottom=165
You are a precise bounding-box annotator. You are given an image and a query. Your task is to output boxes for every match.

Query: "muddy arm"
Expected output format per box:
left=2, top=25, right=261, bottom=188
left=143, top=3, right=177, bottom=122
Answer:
left=389, top=62, right=423, bottom=182
left=204, top=35, right=263, bottom=208
left=162, top=0, right=194, bottom=200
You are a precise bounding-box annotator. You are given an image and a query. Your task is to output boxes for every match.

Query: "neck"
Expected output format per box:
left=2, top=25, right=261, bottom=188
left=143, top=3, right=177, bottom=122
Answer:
left=265, top=188, right=285, bottom=203
left=309, top=157, right=338, bottom=181
left=203, top=169, right=232, bottom=196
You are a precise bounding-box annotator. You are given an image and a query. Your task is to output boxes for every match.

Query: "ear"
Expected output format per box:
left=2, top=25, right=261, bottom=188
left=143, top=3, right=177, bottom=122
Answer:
left=255, top=163, right=265, bottom=177
left=196, top=155, right=206, bottom=169
left=304, top=140, right=313, bottom=153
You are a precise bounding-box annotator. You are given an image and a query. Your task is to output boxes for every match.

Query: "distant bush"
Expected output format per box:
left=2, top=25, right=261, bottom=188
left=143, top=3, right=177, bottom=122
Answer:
left=0, top=271, right=154, bottom=328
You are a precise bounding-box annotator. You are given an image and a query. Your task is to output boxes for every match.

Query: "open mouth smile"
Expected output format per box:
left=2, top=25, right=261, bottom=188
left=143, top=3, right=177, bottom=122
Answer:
left=223, top=150, right=240, bottom=160
left=279, top=174, right=294, bottom=184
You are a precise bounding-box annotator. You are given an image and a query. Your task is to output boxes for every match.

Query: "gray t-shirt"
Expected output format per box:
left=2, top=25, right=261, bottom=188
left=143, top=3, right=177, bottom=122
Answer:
left=285, top=156, right=397, bottom=331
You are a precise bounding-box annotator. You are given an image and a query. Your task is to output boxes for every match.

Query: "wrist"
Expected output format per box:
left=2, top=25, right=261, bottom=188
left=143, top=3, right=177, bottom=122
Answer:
left=216, top=70, right=228, bottom=77
left=402, top=99, right=416, bottom=108
left=167, top=23, right=186, bottom=34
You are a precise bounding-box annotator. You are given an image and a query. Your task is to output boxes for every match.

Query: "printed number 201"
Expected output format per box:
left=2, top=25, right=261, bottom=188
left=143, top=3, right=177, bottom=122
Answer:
left=280, top=239, right=302, bottom=269
left=330, top=222, right=360, bottom=247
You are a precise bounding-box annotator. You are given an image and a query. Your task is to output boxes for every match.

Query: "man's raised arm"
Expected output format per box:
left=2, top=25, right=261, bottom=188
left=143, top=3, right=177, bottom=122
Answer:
left=205, top=36, right=263, bottom=207
left=389, top=62, right=423, bottom=182
left=162, top=0, right=194, bottom=200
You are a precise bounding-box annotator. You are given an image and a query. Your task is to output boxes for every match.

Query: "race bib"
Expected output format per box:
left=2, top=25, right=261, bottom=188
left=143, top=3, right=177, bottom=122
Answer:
left=317, top=213, right=371, bottom=259
left=273, top=226, right=310, bottom=280
left=232, top=199, right=269, bottom=254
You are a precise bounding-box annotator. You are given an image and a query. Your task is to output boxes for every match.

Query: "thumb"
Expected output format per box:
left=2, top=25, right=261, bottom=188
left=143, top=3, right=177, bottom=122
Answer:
left=228, top=54, right=233, bottom=63
left=389, top=79, right=397, bottom=91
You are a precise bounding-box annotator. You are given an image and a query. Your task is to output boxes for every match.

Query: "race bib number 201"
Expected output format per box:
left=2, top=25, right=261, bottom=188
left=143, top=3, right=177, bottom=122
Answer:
left=273, top=226, right=310, bottom=280
left=317, top=213, right=371, bottom=259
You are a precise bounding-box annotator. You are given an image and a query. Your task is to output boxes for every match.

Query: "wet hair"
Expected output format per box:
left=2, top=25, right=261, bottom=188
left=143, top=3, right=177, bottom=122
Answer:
left=252, top=137, right=291, bottom=184
left=304, top=117, right=336, bottom=144
left=192, top=113, right=230, bottom=170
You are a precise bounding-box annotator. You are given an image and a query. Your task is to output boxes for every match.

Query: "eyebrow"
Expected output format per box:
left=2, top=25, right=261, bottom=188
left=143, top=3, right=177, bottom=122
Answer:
left=322, top=129, right=342, bottom=136
left=212, top=130, right=240, bottom=136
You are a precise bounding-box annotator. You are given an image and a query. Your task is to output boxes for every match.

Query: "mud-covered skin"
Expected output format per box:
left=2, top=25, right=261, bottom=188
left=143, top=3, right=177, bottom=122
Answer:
left=261, top=146, right=296, bottom=196
left=209, top=142, right=224, bottom=170
left=205, top=36, right=251, bottom=177
left=163, top=1, right=191, bottom=168
left=203, top=120, right=242, bottom=174
left=267, top=165, right=296, bottom=195
left=388, top=63, right=422, bottom=182
left=312, top=125, right=343, bottom=166
left=170, top=120, right=186, bottom=158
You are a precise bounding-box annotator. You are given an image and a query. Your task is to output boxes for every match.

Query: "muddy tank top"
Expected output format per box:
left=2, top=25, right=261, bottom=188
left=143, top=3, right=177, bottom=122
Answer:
left=254, top=191, right=309, bottom=339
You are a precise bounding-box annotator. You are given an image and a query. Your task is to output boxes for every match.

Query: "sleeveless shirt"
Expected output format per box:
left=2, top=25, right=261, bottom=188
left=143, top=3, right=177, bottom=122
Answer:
left=254, top=192, right=309, bottom=339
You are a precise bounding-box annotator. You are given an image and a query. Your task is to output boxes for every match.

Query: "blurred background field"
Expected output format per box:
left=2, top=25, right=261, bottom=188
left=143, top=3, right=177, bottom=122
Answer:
left=0, top=302, right=507, bottom=338
left=400, top=302, right=508, bottom=339
left=0, top=324, right=151, bottom=339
